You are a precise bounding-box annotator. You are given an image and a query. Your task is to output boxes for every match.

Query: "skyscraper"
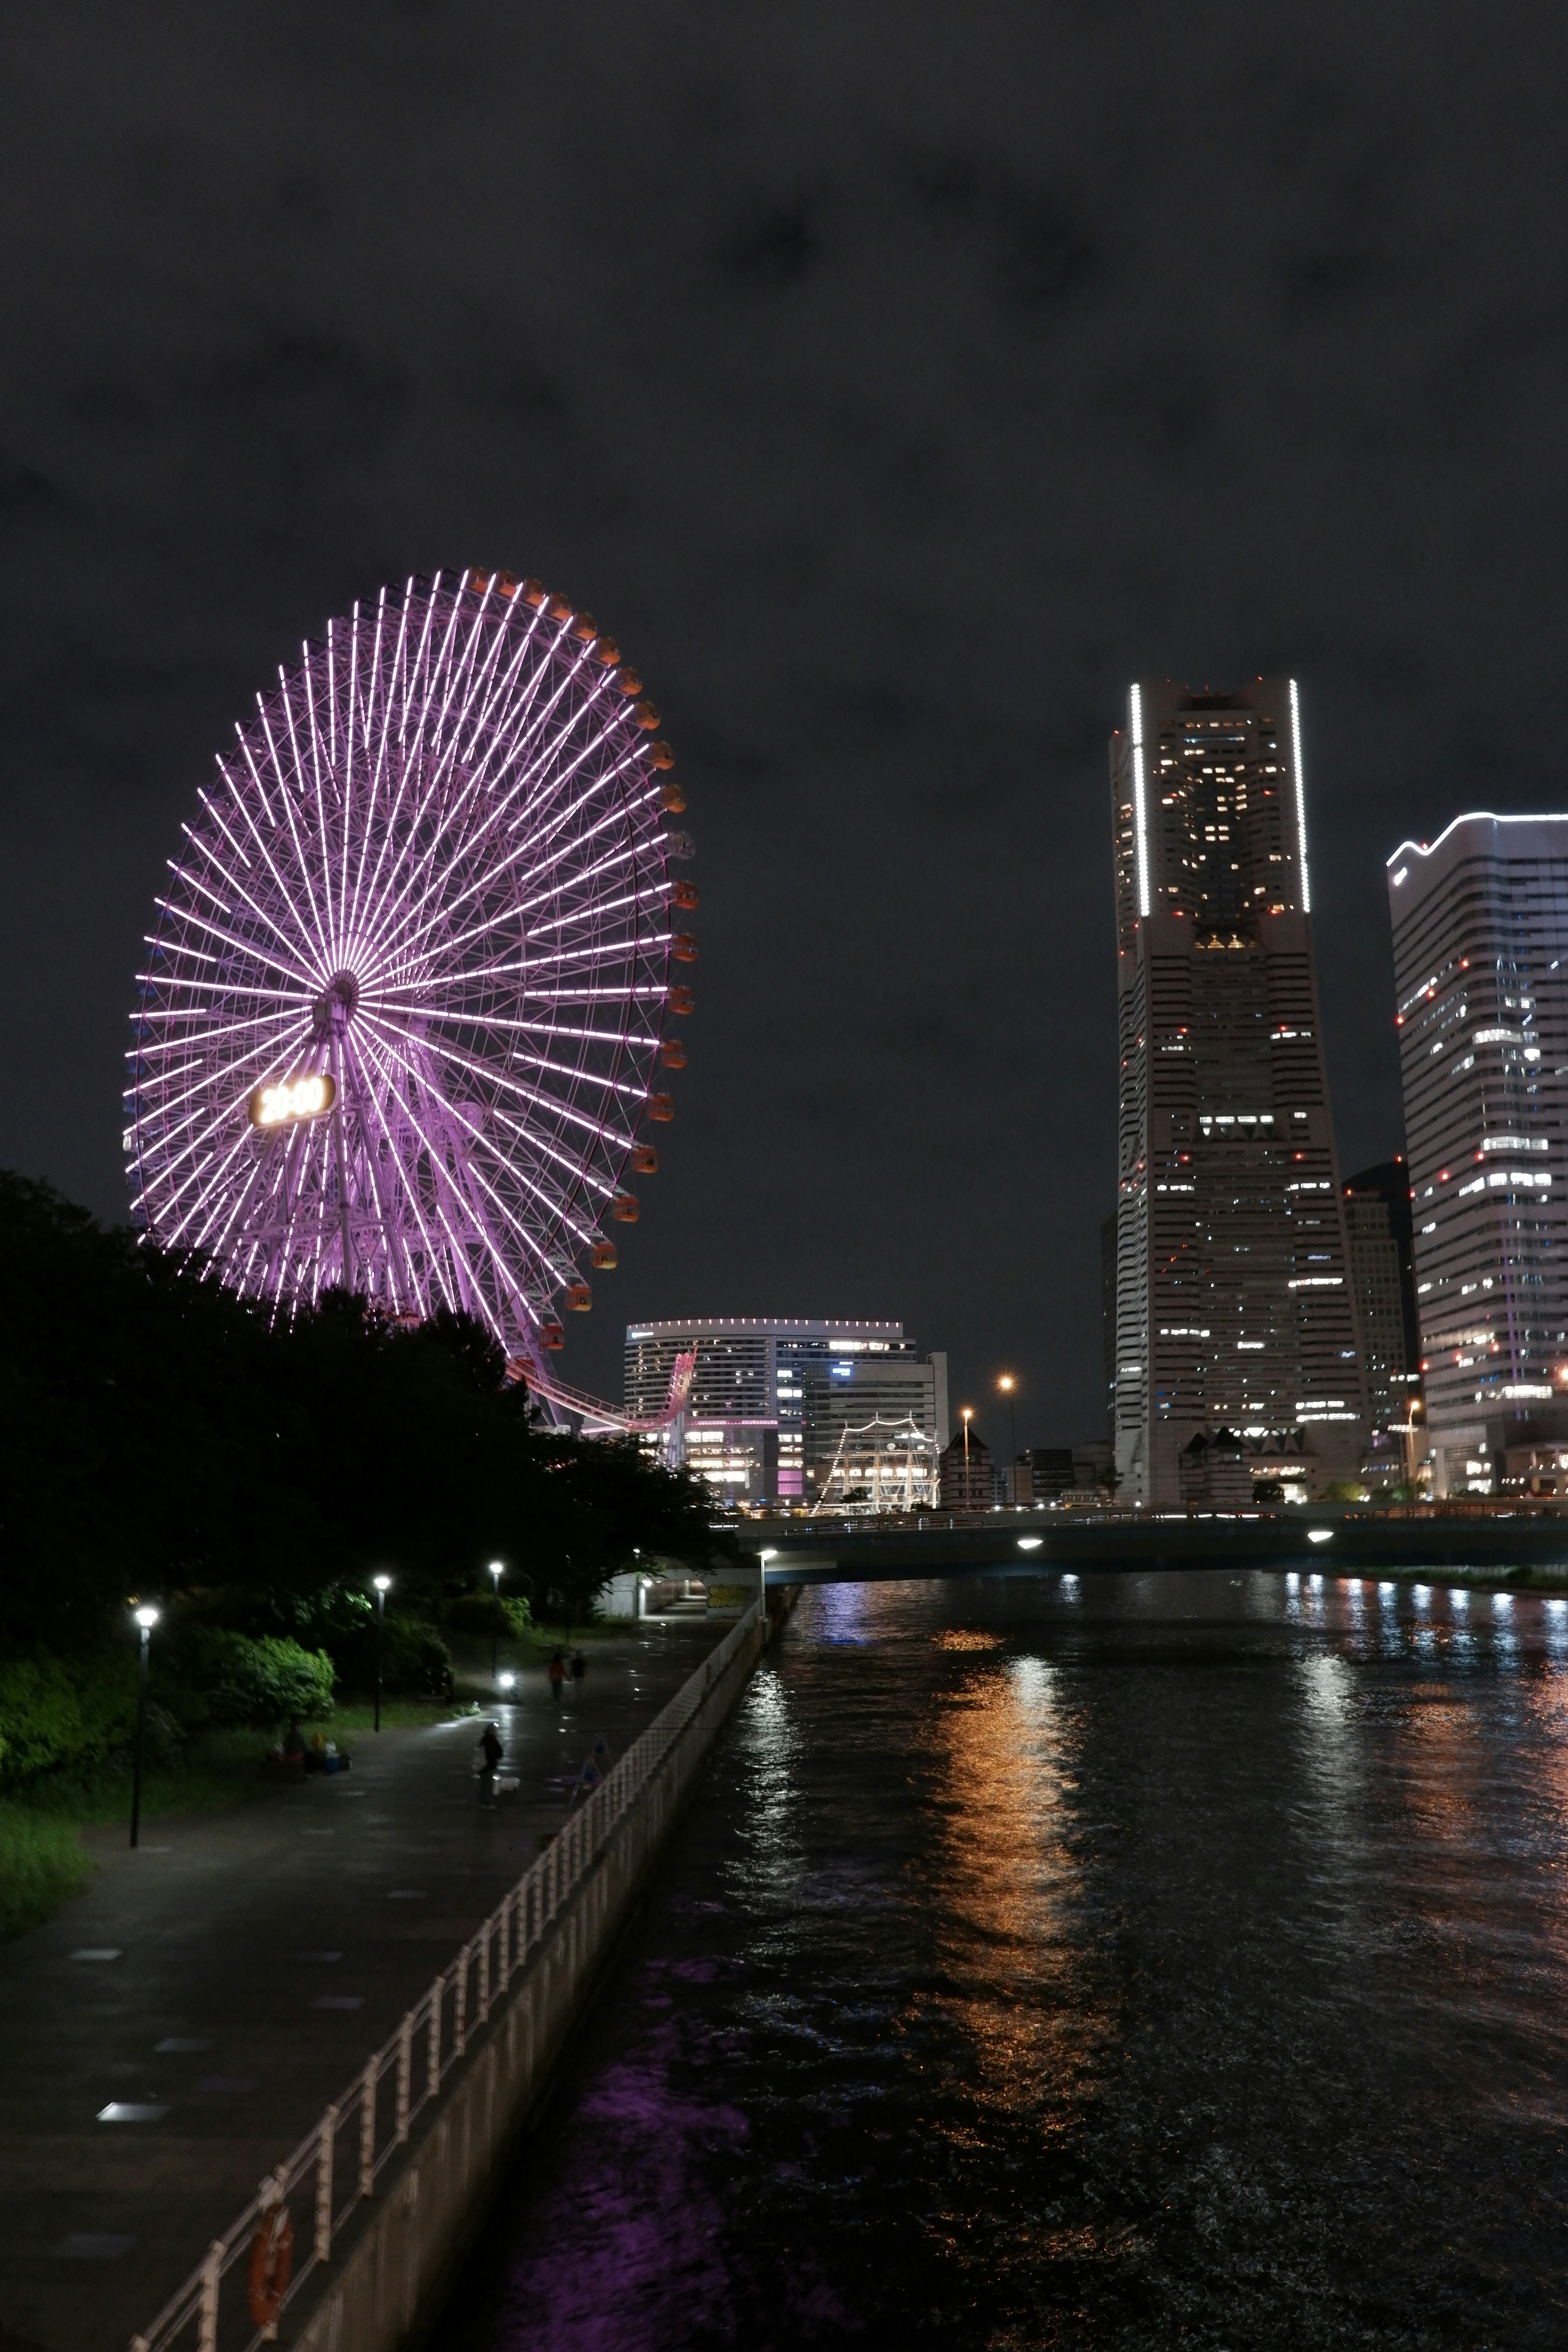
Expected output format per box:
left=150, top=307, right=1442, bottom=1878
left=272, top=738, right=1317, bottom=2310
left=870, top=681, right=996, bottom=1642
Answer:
left=1341, top=1176, right=1413, bottom=1458
left=1111, top=679, right=1365, bottom=1507
left=1386, top=814, right=1568, bottom=1495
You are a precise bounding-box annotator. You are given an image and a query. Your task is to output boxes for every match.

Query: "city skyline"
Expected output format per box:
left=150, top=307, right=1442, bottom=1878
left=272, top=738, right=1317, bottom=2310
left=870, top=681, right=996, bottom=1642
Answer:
left=7, top=7, right=1568, bottom=1444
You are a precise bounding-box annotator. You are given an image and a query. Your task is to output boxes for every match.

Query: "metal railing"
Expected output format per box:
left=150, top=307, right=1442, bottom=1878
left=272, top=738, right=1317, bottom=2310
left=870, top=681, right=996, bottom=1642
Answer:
left=129, top=1604, right=762, bottom=2352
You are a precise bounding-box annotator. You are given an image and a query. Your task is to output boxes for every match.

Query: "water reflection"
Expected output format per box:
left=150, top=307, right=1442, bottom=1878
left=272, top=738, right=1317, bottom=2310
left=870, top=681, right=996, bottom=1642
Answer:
left=918, top=1630, right=1106, bottom=2170
left=434, top=1572, right=1568, bottom=2351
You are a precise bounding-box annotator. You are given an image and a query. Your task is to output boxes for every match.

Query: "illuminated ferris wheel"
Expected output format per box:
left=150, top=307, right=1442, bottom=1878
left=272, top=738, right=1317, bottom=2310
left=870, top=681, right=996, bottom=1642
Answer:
left=125, top=569, right=695, bottom=1369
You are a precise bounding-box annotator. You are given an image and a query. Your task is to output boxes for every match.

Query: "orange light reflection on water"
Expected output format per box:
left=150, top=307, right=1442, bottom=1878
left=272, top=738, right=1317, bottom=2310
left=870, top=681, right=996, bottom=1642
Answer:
left=916, top=1635, right=1111, bottom=2161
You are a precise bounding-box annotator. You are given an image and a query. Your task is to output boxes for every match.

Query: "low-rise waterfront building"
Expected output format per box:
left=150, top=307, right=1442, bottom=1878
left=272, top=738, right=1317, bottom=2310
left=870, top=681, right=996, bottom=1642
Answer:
left=624, top=1317, right=947, bottom=1509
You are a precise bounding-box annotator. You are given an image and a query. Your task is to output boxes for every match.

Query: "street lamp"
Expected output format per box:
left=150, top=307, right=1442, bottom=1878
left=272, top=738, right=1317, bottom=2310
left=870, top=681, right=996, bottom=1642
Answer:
left=998, top=1374, right=1018, bottom=1497
left=758, top=1547, right=776, bottom=1620
left=488, top=1560, right=504, bottom=1684
left=129, top=1605, right=159, bottom=1849
left=372, top=1575, right=391, bottom=1731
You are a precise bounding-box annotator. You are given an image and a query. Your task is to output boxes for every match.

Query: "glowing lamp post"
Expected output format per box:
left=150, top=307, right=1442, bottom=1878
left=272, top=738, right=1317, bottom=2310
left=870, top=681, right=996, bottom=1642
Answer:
left=489, top=1561, right=504, bottom=1684
left=129, top=1605, right=159, bottom=1849
left=998, top=1374, right=1018, bottom=1498
left=759, top=1547, right=777, bottom=1619
left=372, top=1575, right=392, bottom=1731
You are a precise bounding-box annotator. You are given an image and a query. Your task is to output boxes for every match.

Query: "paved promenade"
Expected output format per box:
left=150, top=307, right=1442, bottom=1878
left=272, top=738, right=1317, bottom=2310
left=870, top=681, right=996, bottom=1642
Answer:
left=0, top=1623, right=722, bottom=2352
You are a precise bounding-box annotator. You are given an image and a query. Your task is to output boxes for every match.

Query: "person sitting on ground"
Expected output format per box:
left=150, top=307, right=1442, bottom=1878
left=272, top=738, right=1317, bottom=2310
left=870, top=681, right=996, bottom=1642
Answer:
left=282, top=1718, right=307, bottom=1761
left=548, top=1651, right=566, bottom=1702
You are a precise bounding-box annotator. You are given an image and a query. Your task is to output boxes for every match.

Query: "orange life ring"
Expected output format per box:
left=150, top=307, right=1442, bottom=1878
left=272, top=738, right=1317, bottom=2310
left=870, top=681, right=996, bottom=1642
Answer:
left=247, top=2202, right=294, bottom=2326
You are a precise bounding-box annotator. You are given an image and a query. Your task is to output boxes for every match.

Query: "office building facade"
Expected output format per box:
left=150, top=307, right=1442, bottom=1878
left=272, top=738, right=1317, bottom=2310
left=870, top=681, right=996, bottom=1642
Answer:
left=1111, top=679, right=1366, bottom=1507
left=938, top=1425, right=993, bottom=1512
left=1341, top=1166, right=1417, bottom=1469
left=624, top=1318, right=947, bottom=1508
left=1387, top=815, right=1568, bottom=1494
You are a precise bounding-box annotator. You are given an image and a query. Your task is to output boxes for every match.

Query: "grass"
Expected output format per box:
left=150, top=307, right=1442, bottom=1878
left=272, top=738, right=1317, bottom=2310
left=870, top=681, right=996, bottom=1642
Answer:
left=0, top=1700, right=468, bottom=1943
left=0, top=1802, right=96, bottom=1942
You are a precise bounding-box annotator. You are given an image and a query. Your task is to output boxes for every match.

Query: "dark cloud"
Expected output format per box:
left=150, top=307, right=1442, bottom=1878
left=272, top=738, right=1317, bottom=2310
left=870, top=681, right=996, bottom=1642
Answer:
left=4, top=0, right=1568, bottom=1443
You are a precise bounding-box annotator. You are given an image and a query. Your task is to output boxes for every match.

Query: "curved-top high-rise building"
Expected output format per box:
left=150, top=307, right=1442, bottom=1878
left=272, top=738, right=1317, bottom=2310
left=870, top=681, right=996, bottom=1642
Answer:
left=1387, top=813, right=1568, bottom=1495
left=1110, top=679, right=1366, bottom=1507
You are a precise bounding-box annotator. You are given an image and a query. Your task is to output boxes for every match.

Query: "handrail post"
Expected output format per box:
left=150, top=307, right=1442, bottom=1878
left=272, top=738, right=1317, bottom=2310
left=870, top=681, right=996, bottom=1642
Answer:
left=455, top=1942, right=470, bottom=2056
left=359, top=2055, right=378, bottom=2193
left=315, top=2103, right=337, bottom=2261
left=198, top=2238, right=222, bottom=2352
left=480, top=1920, right=492, bottom=2020
left=427, top=1976, right=443, bottom=2098
left=396, top=2010, right=413, bottom=2142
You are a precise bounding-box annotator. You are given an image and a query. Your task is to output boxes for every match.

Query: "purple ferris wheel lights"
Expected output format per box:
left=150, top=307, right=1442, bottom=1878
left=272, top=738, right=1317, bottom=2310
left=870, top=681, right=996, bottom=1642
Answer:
left=125, top=570, right=694, bottom=1371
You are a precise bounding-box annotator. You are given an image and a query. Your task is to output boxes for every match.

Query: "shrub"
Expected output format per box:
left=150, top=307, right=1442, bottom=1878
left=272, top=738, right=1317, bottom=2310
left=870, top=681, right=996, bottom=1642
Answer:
left=0, top=1648, right=140, bottom=1788
left=313, top=1610, right=450, bottom=1698
left=445, top=1590, right=531, bottom=1637
left=158, top=1628, right=335, bottom=1726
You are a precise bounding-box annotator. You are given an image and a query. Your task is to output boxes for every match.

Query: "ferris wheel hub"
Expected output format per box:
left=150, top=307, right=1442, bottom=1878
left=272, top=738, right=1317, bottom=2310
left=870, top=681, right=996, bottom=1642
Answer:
left=312, top=971, right=361, bottom=1036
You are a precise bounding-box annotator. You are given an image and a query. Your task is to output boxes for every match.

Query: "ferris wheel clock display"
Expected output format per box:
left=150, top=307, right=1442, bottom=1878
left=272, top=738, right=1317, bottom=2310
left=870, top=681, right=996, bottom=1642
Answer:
left=125, top=569, right=695, bottom=1372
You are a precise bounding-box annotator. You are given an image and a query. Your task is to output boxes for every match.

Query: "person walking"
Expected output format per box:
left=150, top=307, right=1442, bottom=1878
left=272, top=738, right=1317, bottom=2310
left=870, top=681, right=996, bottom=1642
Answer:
left=548, top=1651, right=566, bottom=1705
left=477, top=1719, right=503, bottom=1806
left=570, top=1648, right=586, bottom=1687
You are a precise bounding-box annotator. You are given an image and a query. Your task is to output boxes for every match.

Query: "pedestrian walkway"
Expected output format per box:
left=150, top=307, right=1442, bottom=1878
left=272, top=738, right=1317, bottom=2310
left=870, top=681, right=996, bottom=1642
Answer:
left=0, top=1625, right=722, bottom=2352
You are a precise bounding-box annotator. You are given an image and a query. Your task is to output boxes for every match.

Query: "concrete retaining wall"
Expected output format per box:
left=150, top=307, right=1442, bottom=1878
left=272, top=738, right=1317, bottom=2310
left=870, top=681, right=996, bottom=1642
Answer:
left=285, top=1599, right=786, bottom=2351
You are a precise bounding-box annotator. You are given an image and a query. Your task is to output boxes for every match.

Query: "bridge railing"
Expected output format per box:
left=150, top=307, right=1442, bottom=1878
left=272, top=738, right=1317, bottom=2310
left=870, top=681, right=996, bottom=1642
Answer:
left=128, top=1603, right=762, bottom=2352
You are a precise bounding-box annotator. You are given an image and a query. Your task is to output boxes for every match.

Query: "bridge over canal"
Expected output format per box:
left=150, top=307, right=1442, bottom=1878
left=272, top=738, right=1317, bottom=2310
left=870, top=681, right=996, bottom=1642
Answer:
left=737, top=1508, right=1568, bottom=1590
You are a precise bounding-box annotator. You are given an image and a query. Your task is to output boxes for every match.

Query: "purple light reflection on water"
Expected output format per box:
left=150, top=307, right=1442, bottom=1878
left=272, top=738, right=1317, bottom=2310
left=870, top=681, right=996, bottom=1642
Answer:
left=486, top=2025, right=746, bottom=2350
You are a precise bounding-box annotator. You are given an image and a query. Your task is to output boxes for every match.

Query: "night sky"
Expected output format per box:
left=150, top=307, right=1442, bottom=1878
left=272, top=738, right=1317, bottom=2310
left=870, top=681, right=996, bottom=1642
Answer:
left=4, top=5, right=1566, bottom=1446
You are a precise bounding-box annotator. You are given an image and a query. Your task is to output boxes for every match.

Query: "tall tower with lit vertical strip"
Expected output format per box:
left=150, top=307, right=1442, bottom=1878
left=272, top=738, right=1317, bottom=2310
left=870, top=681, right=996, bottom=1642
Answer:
left=1110, top=679, right=1366, bottom=1507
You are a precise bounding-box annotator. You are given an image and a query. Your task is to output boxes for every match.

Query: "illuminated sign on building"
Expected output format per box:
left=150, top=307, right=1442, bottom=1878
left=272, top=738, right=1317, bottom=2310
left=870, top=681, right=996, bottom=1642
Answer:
left=248, top=1072, right=336, bottom=1129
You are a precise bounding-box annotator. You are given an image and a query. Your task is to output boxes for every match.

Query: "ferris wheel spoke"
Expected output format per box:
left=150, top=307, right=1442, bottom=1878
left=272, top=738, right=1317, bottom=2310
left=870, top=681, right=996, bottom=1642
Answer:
left=194, top=786, right=255, bottom=875
left=505, top=734, right=647, bottom=881
left=358, top=1001, right=639, bottom=1163
left=198, top=1110, right=307, bottom=1269
left=174, top=823, right=327, bottom=989
left=357, top=1009, right=614, bottom=1235
left=345, top=1046, right=463, bottom=1321
left=344, top=591, right=414, bottom=956
left=355, top=1024, right=564, bottom=1318
left=357, top=1016, right=596, bottom=1267
left=280, top=668, right=343, bottom=969
left=354, top=634, right=567, bottom=971
left=153, top=1110, right=268, bottom=1250
left=381, top=784, right=653, bottom=978
left=255, top=699, right=334, bottom=972
left=301, top=639, right=348, bottom=960
left=339, top=1026, right=428, bottom=1310
left=134, top=1020, right=314, bottom=1209
left=513, top=830, right=648, bottom=919
left=360, top=621, right=616, bottom=964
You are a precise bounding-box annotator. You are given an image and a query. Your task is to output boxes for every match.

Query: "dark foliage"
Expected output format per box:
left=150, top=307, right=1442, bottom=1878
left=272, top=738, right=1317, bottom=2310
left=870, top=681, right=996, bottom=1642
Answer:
left=0, top=1174, right=729, bottom=1651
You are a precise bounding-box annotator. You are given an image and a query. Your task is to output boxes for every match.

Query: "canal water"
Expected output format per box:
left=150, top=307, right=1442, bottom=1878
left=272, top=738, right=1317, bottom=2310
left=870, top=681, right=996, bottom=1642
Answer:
left=432, top=1571, right=1568, bottom=2348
